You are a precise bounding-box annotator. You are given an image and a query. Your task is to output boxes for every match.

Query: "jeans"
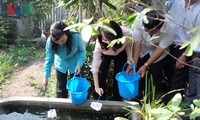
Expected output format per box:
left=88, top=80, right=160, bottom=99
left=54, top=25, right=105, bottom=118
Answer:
left=184, top=52, right=200, bottom=102
left=94, top=50, right=127, bottom=101
left=56, top=70, right=78, bottom=98
left=163, top=45, right=190, bottom=104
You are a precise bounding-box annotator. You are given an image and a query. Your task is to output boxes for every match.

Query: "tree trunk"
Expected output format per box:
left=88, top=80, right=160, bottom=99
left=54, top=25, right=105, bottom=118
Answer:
left=0, top=0, right=2, bottom=18
left=87, top=0, right=95, bottom=18
left=79, top=0, right=83, bottom=22
left=97, top=0, right=103, bottom=18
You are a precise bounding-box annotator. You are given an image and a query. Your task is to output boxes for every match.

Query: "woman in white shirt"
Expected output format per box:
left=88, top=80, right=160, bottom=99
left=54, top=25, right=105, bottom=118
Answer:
left=90, top=20, right=132, bottom=101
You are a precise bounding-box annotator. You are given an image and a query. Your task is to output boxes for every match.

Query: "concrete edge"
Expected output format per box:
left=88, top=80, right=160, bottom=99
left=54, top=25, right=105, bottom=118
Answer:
left=0, top=96, right=140, bottom=113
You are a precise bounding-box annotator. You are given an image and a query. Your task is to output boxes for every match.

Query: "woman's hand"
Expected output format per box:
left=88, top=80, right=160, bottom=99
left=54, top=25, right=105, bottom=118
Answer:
left=75, top=66, right=81, bottom=74
left=95, top=87, right=104, bottom=96
left=138, top=65, right=148, bottom=78
left=176, top=55, right=187, bottom=69
left=126, top=57, right=134, bottom=74
left=42, top=78, right=49, bottom=89
left=126, top=64, right=133, bottom=74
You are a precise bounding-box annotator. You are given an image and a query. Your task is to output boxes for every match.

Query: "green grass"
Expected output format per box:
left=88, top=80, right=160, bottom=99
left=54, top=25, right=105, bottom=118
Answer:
left=33, top=67, right=57, bottom=98
left=0, top=43, right=45, bottom=85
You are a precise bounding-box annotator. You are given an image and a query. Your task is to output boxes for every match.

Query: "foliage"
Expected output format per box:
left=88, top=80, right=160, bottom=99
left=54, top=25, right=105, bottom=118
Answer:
left=115, top=74, right=200, bottom=120
left=60, top=0, right=116, bottom=12
left=30, top=0, right=54, bottom=23
left=190, top=99, right=200, bottom=119
left=0, top=44, right=45, bottom=85
left=180, top=27, right=200, bottom=56
left=0, top=18, right=17, bottom=47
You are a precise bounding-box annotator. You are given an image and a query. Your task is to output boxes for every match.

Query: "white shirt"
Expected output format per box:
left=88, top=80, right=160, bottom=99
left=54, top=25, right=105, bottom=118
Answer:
left=90, top=26, right=132, bottom=73
left=133, top=14, right=175, bottom=62
left=169, top=0, right=200, bottom=46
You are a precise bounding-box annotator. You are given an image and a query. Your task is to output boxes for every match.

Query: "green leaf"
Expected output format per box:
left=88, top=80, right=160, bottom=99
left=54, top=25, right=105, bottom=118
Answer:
left=150, top=35, right=160, bottom=41
left=190, top=104, right=195, bottom=111
left=118, top=36, right=127, bottom=43
left=142, top=8, right=153, bottom=15
left=114, top=117, right=128, bottom=120
left=185, top=45, right=194, bottom=57
left=122, top=106, right=144, bottom=117
left=102, top=18, right=110, bottom=24
left=141, top=8, right=153, bottom=24
left=180, top=41, right=191, bottom=49
left=183, top=27, right=200, bottom=56
left=83, top=17, right=93, bottom=24
left=127, top=13, right=138, bottom=22
left=65, top=0, right=77, bottom=10
left=91, top=28, right=99, bottom=36
left=188, top=27, right=200, bottom=34
left=101, top=0, right=117, bottom=10
left=143, top=15, right=149, bottom=24
left=190, top=30, right=200, bottom=50
left=107, top=40, right=117, bottom=48
left=150, top=108, right=173, bottom=120
left=56, top=1, right=65, bottom=8
left=63, top=23, right=85, bottom=31
left=131, top=15, right=141, bottom=29
left=81, top=25, right=92, bottom=42
left=193, top=99, right=200, bottom=107
left=98, top=25, right=117, bottom=36
left=177, top=111, right=185, bottom=116
left=190, top=108, right=200, bottom=119
left=170, top=93, right=182, bottom=112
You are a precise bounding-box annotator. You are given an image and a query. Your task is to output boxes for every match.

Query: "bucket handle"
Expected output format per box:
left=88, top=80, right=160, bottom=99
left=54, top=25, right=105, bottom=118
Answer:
left=122, top=61, right=137, bottom=76
left=72, top=73, right=82, bottom=79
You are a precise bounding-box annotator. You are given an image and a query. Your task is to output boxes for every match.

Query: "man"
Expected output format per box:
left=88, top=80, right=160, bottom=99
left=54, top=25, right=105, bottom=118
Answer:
left=130, top=10, right=174, bottom=99
left=164, top=0, right=200, bottom=104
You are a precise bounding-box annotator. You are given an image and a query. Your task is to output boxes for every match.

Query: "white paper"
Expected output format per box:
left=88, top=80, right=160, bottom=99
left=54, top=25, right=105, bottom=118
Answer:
left=90, top=102, right=102, bottom=111
left=47, top=109, right=57, bottom=118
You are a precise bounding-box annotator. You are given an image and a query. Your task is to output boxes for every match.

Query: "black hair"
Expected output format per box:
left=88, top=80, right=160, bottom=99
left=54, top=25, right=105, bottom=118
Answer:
left=142, top=10, right=164, bottom=30
left=98, top=20, right=123, bottom=51
left=50, top=21, right=72, bottom=54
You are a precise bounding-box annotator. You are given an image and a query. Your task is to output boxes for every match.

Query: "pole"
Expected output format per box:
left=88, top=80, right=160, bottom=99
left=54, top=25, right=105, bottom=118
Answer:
left=79, top=0, right=83, bottom=23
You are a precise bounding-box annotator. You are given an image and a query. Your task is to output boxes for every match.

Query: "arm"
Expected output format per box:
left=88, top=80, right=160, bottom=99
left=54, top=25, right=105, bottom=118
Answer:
left=92, top=73, right=104, bottom=96
left=132, top=17, right=143, bottom=65
left=133, top=41, right=142, bottom=65
left=121, top=26, right=133, bottom=59
left=138, top=46, right=164, bottom=77
left=126, top=18, right=143, bottom=73
left=43, top=37, right=54, bottom=88
left=125, top=40, right=132, bottom=60
left=177, top=10, right=200, bottom=67
left=75, top=34, right=87, bottom=74
left=138, top=20, right=174, bottom=77
left=43, top=38, right=54, bottom=78
left=91, top=40, right=104, bottom=96
left=76, top=34, right=87, bottom=67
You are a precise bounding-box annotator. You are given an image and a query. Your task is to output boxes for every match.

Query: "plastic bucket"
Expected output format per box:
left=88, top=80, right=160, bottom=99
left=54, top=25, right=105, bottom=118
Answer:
left=66, top=74, right=90, bottom=104
left=115, top=62, right=140, bottom=99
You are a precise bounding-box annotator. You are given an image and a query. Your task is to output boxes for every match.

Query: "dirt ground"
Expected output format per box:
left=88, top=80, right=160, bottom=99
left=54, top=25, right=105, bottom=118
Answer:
left=0, top=58, right=45, bottom=99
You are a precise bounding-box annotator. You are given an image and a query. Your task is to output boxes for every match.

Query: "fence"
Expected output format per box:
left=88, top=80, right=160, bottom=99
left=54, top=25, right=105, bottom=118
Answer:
left=40, top=4, right=68, bottom=32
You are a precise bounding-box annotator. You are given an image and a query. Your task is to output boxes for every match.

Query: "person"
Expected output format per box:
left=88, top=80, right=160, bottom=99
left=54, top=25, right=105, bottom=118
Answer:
left=185, top=46, right=200, bottom=104
left=90, top=20, right=132, bottom=101
left=163, top=0, right=200, bottom=104
left=42, top=21, right=87, bottom=98
left=129, top=10, right=175, bottom=100
left=166, top=0, right=200, bottom=103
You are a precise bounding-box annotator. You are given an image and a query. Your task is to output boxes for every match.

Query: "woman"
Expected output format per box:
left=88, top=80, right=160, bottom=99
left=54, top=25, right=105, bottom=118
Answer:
left=42, top=21, right=86, bottom=98
left=91, top=20, right=132, bottom=101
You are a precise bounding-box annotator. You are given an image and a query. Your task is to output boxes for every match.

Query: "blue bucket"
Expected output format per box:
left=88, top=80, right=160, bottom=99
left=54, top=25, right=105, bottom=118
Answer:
left=115, top=62, right=140, bottom=99
left=66, top=74, right=90, bottom=104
